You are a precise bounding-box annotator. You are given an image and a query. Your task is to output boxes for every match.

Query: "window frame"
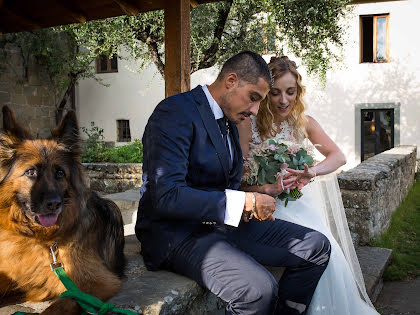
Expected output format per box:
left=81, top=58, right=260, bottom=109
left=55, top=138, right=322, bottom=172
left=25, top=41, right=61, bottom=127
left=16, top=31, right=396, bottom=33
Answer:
left=359, top=14, right=390, bottom=63
left=355, top=102, right=400, bottom=164
left=96, top=54, right=118, bottom=74
left=360, top=108, right=394, bottom=161
left=116, top=119, right=131, bottom=142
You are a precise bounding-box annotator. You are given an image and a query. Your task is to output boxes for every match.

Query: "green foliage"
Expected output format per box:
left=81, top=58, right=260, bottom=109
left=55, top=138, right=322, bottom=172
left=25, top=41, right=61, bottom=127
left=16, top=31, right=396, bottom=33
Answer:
left=370, top=180, right=420, bottom=281
left=81, top=122, right=109, bottom=163
left=1, top=0, right=352, bottom=105
left=64, top=0, right=351, bottom=79
left=0, top=28, right=97, bottom=106
left=248, top=139, right=314, bottom=206
left=269, top=0, right=351, bottom=81
left=101, top=139, right=143, bottom=163
left=81, top=122, right=142, bottom=163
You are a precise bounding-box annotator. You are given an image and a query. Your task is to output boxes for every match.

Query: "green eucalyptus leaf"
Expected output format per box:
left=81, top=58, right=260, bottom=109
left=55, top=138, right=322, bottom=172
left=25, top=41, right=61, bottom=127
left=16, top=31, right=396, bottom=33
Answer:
left=258, top=168, right=267, bottom=185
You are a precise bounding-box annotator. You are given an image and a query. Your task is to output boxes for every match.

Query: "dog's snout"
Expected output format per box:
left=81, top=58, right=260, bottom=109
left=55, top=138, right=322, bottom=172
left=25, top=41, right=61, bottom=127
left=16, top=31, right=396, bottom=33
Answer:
left=46, top=197, right=62, bottom=212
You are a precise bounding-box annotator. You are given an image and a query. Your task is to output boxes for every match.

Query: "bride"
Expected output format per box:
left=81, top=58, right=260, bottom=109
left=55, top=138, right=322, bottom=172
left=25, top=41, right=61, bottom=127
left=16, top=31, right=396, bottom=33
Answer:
left=238, top=56, right=379, bottom=314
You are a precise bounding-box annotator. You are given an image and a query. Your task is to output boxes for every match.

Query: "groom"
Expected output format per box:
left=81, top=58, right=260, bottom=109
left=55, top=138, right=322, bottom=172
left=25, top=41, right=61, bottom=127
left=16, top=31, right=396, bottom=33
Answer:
left=136, top=51, right=331, bottom=314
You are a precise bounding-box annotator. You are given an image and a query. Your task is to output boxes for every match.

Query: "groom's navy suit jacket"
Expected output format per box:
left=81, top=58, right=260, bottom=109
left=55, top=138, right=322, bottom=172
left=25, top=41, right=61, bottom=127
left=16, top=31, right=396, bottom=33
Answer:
left=136, top=85, right=244, bottom=270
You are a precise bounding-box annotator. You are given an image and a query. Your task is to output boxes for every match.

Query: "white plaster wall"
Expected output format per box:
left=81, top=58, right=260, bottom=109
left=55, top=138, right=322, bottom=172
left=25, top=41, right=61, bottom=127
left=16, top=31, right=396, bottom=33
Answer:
left=77, top=0, right=419, bottom=168
left=301, top=0, right=420, bottom=168
left=76, top=51, right=165, bottom=144
left=76, top=49, right=220, bottom=144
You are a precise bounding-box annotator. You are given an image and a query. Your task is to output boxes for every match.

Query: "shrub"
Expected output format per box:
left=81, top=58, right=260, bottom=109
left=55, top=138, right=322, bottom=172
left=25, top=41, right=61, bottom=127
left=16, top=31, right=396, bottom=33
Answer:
left=101, top=139, right=143, bottom=163
left=81, top=122, right=142, bottom=163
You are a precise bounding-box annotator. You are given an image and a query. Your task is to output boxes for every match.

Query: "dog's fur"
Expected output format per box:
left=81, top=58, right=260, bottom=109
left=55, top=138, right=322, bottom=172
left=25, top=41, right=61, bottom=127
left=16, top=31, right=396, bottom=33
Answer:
left=0, top=106, right=125, bottom=314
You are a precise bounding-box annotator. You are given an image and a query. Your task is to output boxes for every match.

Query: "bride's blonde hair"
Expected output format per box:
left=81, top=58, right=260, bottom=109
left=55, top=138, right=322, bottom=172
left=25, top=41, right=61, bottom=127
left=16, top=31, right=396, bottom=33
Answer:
left=256, top=56, right=307, bottom=140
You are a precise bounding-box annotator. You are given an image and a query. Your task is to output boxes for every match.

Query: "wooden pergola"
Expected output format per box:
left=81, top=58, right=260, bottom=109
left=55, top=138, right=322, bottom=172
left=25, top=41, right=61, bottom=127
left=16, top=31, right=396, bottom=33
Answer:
left=0, top=0, right=221, bottom=97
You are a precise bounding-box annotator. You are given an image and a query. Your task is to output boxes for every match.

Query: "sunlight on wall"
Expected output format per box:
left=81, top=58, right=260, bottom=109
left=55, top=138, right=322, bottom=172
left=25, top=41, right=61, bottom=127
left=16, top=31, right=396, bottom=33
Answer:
left=76, top=0, right=419, bottom=169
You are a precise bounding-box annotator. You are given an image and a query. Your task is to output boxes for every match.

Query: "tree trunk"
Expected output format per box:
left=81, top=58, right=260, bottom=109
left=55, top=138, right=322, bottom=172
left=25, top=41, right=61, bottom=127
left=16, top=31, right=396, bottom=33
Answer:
left=55, top=74, right=77, bottom=124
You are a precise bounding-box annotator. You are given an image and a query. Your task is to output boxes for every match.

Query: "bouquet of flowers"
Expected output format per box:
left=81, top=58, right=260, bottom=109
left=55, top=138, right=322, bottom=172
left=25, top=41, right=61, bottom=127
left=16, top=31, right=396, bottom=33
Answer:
left=243, top=138, right=314, bottom=206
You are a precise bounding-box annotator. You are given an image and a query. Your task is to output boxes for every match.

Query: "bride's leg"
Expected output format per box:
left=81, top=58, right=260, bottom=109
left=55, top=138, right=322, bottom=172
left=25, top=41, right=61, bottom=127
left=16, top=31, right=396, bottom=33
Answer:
left=226, top=219, right=331, bottom=315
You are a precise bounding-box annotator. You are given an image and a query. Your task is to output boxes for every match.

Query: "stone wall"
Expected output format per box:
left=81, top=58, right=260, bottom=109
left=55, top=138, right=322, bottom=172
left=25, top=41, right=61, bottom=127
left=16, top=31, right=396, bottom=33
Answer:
left=0, top=47, right=56, bottom=137
left=83, top=163, right=142, bottom=193
left=338, top=145, right=417, bottom=244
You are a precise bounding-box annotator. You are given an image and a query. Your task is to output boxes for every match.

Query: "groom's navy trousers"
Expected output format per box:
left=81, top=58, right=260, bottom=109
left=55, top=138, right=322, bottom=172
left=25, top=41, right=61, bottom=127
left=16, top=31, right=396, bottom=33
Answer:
left=136, top=86, right=331, bottom=314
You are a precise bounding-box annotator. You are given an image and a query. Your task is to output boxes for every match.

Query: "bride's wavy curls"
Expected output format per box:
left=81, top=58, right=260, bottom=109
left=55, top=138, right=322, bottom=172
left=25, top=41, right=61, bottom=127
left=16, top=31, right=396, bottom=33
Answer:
left=257, top=56, right=307, bottom=140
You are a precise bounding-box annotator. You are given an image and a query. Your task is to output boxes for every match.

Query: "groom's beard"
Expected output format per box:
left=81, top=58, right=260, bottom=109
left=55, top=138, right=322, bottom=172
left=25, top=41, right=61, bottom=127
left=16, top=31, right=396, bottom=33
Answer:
left=219, top=93, right=253, bottom=124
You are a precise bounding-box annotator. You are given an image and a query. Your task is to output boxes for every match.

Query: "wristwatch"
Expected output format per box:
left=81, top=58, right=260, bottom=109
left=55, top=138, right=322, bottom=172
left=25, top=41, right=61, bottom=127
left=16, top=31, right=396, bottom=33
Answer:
left=245, top=192, right=256, bottom=220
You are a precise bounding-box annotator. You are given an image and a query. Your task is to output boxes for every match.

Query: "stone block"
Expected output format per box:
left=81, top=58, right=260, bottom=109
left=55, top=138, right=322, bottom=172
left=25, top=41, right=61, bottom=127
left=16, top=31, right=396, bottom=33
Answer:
left=338, top=170, right=375, bottom=190
left=0, top=82, right=11, bottom=92
left=41, top=95, right=55, bottom=106
left=83, top=163, right=143, bottom=193
left=340, top=189, right=371, bottom=209
left=340, top=146, right=417, bottom=244
left=356, top=246, right=392, bottom=302
left=0, top=92, right=10, bottom=104
left=26, top=95, right=42, bottom=106
left=13, top=83, right=23, bottom=94
left=11, top=94, right=27, bottom=105
left=23, top=85, right=37, bottom=96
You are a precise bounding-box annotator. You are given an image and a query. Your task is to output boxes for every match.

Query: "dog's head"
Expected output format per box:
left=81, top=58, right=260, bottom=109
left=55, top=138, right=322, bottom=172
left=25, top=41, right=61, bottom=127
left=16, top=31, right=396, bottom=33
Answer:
left=0, top=106, right=85, bottom=235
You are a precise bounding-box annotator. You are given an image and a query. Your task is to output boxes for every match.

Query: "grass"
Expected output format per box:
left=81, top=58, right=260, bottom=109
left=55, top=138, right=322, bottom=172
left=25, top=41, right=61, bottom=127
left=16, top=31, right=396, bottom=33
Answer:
left=370, top=179, right=420, bottom=281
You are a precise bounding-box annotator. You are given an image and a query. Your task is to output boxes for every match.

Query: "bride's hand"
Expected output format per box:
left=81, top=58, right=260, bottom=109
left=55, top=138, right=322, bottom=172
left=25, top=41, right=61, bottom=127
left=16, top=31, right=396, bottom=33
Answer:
left=286, top=164, right=316, bottom=190
left=263, top=172, right=295, bottom=196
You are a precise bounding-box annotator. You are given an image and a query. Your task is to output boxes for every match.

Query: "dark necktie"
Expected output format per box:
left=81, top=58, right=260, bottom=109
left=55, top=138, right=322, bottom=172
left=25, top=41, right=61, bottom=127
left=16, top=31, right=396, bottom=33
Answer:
left=217, top=117, right=233, bottom=169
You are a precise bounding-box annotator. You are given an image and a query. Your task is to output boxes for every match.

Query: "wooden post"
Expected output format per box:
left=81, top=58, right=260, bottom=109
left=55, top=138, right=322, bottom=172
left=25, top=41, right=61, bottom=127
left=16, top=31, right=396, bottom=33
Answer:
left=164, top=0, right=191, bottom=97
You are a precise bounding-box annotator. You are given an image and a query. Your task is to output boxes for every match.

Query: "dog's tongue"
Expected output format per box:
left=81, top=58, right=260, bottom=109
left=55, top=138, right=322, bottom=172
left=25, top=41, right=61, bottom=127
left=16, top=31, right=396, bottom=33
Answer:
left=37, top=214, right=59, bottom=227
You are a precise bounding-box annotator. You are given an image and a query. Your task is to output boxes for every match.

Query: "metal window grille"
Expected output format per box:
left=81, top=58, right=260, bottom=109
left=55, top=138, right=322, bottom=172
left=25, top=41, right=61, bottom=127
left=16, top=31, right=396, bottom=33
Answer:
left=96, top=55, right=118, bottom=73
left=117, top=120, right=131, bottom=142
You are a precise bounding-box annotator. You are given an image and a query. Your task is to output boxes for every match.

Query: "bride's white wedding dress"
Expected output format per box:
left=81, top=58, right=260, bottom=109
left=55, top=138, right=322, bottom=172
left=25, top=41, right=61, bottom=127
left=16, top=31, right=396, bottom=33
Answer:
left=248, top=117, right=379, bottom=315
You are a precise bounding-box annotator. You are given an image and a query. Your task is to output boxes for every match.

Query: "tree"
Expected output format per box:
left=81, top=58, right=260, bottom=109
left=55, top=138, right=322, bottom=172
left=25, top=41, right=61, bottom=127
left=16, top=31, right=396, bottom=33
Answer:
left=0, top=0, right=351, bottom=119
left=0, top=29, right=100, bottom=123
left=66, top=0, right=351, bottom=79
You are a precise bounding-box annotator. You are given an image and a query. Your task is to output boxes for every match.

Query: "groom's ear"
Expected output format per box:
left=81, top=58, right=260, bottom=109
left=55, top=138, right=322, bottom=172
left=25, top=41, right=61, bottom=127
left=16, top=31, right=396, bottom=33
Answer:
left=224, top=73, right=239, bottom=90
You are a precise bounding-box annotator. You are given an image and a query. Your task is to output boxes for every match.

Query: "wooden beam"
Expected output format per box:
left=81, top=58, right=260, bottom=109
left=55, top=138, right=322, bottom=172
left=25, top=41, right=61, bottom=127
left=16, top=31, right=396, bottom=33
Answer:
left=164, top=0, right=191, bottom=97
left=113, top=0, right=140, bottom=16
left=53, top=0, right=87, bottom=23
left=190, top=0, right=199, bottom=8
left=2, top=7, right=42, bottom=30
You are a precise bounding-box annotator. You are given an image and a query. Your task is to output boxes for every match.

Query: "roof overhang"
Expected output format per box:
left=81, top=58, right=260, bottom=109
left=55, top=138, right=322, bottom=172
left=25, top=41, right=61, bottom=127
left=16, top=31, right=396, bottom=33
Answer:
left=0, top=0, right=221, bottom=34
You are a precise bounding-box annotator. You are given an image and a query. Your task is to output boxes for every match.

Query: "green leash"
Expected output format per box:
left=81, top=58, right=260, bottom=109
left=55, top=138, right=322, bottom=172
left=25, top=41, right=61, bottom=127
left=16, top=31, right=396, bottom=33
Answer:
left=53, top=266, right=137, bottom=315
left=13, top=243, right=138, bottom=315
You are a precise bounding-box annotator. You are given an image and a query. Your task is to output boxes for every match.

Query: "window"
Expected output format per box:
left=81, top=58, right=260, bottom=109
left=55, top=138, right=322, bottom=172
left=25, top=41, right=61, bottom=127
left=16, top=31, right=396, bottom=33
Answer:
left=96, top=54, right=118, bottom=73
left=360, top=14, right=389, bottom=63
left=361, top=109, right=394, bottom=161
left=263, top=27, right=277, bottom=54
left=117, top=120, right=131, bottom=142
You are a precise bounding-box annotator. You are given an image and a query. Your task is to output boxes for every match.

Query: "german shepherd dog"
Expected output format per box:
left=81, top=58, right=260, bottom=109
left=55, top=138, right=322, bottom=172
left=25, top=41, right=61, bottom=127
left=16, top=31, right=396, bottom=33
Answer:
left=0, top=106, right=125, bottom=314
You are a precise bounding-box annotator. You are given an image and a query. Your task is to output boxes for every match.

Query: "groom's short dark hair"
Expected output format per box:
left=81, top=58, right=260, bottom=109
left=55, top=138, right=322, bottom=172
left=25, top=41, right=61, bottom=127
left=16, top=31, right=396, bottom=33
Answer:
left=217, top=51, right=272, bottom=86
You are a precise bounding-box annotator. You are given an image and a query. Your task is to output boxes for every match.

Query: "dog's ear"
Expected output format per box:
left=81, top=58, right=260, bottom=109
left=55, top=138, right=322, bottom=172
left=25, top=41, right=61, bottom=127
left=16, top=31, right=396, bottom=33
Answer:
left=0, top=106, right=29, bottom=182
left=2, top=106, right=31, bottom=141
left=52, top=110, right=82, bottom=156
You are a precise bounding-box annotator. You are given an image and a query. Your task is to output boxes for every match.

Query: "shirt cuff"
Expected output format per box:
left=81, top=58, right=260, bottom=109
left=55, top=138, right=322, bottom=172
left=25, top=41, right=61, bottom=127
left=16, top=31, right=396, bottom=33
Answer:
left=224, top=189, right=245, bottom=227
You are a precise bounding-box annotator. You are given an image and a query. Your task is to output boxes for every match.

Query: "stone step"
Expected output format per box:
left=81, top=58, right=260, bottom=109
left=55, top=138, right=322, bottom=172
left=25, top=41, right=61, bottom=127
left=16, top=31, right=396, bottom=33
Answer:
left=110, top=235, right=285, bottom=315
left=0, top=239, right=392, bottom=314
left=356, top=246, right=393, bottom=303
left=104, top=189, right=139, bottom=236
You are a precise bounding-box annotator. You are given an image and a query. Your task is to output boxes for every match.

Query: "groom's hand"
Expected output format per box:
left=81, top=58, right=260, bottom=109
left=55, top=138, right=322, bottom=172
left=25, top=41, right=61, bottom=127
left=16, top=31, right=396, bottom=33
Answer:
left=243, top=192, right=276, bottom=222
left=254, top=193, right=276, bottom=221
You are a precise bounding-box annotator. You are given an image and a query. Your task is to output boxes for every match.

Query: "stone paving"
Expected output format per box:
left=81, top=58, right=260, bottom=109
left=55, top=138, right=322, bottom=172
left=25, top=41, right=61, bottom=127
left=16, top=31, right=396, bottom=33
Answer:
left=375, top=278, right=420, bottom=315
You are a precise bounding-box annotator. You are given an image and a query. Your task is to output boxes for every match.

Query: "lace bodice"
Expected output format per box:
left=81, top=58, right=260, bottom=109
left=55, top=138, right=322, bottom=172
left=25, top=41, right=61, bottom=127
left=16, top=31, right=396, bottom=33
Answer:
left=249, top=116, right=305, bottom=150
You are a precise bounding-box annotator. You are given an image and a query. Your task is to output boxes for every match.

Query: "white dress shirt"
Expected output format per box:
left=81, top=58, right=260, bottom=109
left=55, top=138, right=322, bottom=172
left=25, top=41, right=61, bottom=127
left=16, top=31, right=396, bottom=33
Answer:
left=202, top=85, right=245, bottom=227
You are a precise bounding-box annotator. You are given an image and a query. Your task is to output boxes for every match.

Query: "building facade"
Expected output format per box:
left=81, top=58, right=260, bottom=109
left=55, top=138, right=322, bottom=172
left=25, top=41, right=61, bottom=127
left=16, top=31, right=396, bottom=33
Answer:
left=76, top=0, right=419, bottom=169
